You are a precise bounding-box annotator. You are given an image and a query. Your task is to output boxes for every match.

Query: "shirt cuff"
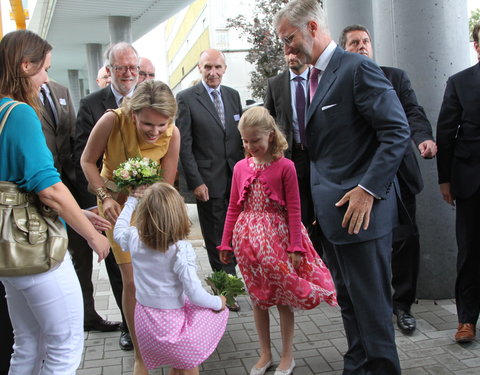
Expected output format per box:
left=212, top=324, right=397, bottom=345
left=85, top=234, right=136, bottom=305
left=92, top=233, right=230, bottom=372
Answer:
left=358, top=184, right=380, bottom=199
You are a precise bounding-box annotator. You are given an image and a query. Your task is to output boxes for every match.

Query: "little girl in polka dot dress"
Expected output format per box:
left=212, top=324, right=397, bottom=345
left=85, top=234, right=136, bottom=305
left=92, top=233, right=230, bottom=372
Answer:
left=114, top=182, right=228, bottom=374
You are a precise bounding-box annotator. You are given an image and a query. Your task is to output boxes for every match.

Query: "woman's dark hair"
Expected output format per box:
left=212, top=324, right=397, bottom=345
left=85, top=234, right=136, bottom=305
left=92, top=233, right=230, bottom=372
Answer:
left=0, top=30, right=52, bottom=111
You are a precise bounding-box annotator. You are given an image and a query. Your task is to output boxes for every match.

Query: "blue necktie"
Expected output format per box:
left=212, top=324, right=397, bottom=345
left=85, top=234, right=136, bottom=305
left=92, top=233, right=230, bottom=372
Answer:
left=294, top=76, right=306, bottom=145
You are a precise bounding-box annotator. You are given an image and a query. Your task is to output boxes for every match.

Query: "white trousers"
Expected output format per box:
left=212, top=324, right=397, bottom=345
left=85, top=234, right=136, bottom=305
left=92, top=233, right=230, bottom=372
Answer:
left=0, top=254, right=84, bottom=375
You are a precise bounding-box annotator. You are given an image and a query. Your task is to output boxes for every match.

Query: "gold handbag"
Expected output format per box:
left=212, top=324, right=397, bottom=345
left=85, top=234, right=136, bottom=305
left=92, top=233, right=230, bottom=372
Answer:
left=0, top=100, right=68, bottom=276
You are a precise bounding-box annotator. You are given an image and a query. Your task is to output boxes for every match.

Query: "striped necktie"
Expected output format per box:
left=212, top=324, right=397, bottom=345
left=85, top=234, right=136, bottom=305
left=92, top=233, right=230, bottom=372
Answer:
left=211, top=89, right=225, bottom=127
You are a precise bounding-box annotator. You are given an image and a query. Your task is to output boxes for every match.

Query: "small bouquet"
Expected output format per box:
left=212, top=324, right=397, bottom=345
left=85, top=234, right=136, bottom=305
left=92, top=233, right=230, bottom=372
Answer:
left=205, top=270, right=247, bottom=307
left=113, top=157, right=162, bottom=190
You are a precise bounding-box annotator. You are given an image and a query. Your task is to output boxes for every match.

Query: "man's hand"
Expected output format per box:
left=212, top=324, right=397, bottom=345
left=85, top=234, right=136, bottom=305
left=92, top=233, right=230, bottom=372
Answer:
left=418, top=140, right=437, bottom=159
left=193, top=184, right=209, bottom=202
left=335, top=186, right=374, bottom=234
left=440, top=182, right=455, bottom=206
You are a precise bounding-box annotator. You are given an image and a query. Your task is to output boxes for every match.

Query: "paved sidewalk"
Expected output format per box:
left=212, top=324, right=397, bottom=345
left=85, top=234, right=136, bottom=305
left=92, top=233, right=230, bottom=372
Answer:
left=77, top=208, right=480, bottom=374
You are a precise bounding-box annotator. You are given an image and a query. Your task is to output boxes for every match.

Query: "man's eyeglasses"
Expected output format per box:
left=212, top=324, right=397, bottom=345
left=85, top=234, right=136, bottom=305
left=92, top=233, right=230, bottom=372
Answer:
left=281, top=28, right=300, bottom=46
left=111, top=65, right=140, bottom=73
left=139, top=71, right=155, bottom=78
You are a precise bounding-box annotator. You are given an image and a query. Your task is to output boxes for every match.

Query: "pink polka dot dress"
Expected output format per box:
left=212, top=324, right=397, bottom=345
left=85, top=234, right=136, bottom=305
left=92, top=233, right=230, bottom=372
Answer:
left=135, top=298, right=228, bottom=370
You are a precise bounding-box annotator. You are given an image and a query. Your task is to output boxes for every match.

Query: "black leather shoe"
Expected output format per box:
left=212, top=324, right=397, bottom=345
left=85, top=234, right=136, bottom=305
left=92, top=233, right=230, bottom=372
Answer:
left=395, top=309, right=416, bottom=334
left=119, top=330, right=133, bottom=351
left=84, top=319, right=121, bottom=332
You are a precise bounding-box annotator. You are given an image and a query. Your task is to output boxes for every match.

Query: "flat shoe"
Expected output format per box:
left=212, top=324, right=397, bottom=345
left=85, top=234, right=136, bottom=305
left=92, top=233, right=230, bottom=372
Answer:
left=250, top=360, right=273, bottom=375
left=395, top=309, right=416, bottom=334
left=274, top=359, right=295, bottom=375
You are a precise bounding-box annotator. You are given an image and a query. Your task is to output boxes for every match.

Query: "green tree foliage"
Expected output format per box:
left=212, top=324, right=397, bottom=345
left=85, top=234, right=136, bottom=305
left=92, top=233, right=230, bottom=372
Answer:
left=470, top=8, right=480, bottom=40
left=227, top=0, right=289, bottom=100
left=227, top=1, right=323, bottom=100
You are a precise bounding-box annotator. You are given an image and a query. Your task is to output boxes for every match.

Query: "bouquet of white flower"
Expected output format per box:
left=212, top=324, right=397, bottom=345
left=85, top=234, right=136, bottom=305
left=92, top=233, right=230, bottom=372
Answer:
left=112, top=157, right=162, bottom=190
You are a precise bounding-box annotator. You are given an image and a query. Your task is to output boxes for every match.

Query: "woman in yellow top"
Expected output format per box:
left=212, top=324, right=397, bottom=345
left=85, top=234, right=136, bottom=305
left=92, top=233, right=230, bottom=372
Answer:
left=81, top=80, right=180, bottom=375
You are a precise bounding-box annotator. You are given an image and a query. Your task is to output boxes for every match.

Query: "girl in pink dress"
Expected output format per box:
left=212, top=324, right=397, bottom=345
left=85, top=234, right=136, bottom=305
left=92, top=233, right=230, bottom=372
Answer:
left=218, top=107, right=336, bottom=375
left=114, top=183, right=228, bottom=375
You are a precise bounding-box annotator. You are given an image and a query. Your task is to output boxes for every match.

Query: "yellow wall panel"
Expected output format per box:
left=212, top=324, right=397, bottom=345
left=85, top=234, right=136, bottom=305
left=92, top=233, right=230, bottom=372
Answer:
left=170, top=28, right=210, bottom=89
left=167, top=0, right=207, bottom=62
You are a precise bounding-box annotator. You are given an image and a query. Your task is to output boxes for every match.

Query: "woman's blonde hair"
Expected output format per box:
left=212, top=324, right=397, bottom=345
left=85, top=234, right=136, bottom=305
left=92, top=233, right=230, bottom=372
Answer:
left=123, top=80, right=177, bottom=122
left=238, top=106, right=288, bottom=160
left=136, top=182, right=191, bottom=252
left=0, top=30, right=52, bottom=113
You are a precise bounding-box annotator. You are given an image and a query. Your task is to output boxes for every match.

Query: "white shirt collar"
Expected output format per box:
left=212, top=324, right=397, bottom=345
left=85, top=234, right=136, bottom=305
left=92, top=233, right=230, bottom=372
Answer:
left=289, top=67, right=309, bottom=81
left=313, top=40, right=337, bottom=72
left=201, top=80, right=222, bottom=97
left=110, top=85, right=135, bottom=106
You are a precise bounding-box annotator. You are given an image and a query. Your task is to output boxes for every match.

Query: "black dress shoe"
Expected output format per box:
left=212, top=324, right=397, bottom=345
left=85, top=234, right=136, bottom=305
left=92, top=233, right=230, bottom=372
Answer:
left=395, top=309, right=416, bottom=334
left=84, top=319, right=121, bottom=332
left=119, top=330, right=133, bottom=351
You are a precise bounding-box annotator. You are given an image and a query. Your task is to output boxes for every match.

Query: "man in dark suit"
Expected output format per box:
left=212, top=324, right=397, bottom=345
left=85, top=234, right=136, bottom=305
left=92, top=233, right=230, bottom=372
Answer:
left=275, top=1, right=410, bottom=373
left=74, top=42, right=139, bottom=350
left=436, top=23, right=480, bottom=344
left=340, top=24, right=438, bottom=335
left=176, top=49, right=243, bottom=310
left=39, top=80, right=122, bottom=333
left=264, top=54, right=315, bottom=229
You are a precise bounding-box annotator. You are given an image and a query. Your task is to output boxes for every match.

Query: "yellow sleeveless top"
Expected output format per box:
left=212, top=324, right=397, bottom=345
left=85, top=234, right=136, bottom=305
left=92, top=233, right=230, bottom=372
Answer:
left=99, top=108, right=174, bottom=264
left=100, top=108, right=173, bottom=181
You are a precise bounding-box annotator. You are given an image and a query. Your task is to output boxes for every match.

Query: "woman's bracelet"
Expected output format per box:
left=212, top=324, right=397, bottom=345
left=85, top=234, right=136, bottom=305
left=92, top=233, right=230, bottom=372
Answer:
left=95, top=186, right=112, bottom=202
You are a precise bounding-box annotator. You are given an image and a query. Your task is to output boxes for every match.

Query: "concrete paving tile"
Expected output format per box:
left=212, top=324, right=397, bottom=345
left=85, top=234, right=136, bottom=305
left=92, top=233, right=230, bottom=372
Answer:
left=400, top=356, right=439, bottom=369
left=425, top=365, right=456, bottom=374
left=435, top=353, right=469, bottom=371
left=303, top=355, right=332, bottom=373
left=404, top=346, right=446, bottom=359
left=454, top=369, right=480, bottom=375
left=402, top=368, right=430, bottom=374
left=103, top=365, right=123, bottom=375
left=317, top=346, right=344, bottom=363
left=84, top=345, right=104, bottom=360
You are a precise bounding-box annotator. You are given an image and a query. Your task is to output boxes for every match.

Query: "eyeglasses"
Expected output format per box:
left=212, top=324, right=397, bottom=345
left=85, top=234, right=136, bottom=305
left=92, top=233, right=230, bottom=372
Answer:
left=111, top=65, right=140, bottom=73
left=281, top=28, right=300, bottom=46
left=139, top=71, right=155, bottom=78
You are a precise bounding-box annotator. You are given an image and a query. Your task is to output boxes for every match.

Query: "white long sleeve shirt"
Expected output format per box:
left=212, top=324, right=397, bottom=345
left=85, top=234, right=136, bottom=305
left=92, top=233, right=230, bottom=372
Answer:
left=114, top=196, right=222, bottom=310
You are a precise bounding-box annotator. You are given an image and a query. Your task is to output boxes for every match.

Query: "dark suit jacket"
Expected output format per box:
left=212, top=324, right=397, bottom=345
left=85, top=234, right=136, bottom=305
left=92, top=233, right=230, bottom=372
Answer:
left=74, top=86, right=117, bottom=208
left=39, top=81, right=76, bottom=190
left=307, top=47, right=410, bottom=245
left=437, top=62, right=480, bottom=199
left=381, top=66, right=434, bottom=195
left=264, top=70, right=294, bottom=159
left=176, top=82, right=243, bottom=199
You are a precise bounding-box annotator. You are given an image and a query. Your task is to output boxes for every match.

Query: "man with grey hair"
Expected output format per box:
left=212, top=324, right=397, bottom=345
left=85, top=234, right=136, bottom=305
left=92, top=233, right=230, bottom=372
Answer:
left=73, top=41, right=140, bottom=351
left=340, top=24, right=437, bottom=336
left=275, top=1, right=410, bottom=373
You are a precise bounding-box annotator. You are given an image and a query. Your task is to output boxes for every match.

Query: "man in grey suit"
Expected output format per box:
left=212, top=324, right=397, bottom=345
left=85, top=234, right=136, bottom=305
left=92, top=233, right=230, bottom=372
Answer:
left=275, top=1, right=410, bottom=374
left=176, top=49, right=243, bottom=310
left=340, top=24, right=437, bottom=335
left=74, top=42, right=139, bottom=350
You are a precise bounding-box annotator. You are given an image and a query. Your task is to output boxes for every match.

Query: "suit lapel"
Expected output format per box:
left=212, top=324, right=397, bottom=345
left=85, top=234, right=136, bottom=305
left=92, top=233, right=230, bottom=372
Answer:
left=102, top=87, right=118, bottom=111
left=195, top=83, right=225, bottom=131
left=306, top=47, right=342, bottom=125
left=283, top=71, right=293, bottom=126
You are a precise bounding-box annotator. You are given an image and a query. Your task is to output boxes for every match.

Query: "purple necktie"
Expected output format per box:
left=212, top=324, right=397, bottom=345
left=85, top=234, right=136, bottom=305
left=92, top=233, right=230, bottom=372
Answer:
left=293, top=76, right=306, bottom=145
left=309, top=67, right=320, bottom=103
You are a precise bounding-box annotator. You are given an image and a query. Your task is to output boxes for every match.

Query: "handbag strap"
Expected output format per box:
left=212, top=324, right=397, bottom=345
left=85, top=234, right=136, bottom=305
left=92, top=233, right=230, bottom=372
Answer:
left=0, top=100, right=22, bottom=137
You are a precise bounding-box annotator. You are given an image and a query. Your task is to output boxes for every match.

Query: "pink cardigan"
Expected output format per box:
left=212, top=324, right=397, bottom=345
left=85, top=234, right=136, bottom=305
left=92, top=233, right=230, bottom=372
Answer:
left=218, top=157, right=305, bottom=253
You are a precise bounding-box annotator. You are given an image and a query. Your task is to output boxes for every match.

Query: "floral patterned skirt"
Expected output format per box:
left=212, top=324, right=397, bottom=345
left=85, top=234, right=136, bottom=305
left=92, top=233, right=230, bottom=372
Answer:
left=232, top=208, right=337, bottom=310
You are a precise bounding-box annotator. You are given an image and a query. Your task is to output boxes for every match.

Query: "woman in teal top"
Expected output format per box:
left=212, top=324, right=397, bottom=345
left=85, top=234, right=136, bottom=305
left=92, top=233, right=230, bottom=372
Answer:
left=0, top=30, right=110, bottom=374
